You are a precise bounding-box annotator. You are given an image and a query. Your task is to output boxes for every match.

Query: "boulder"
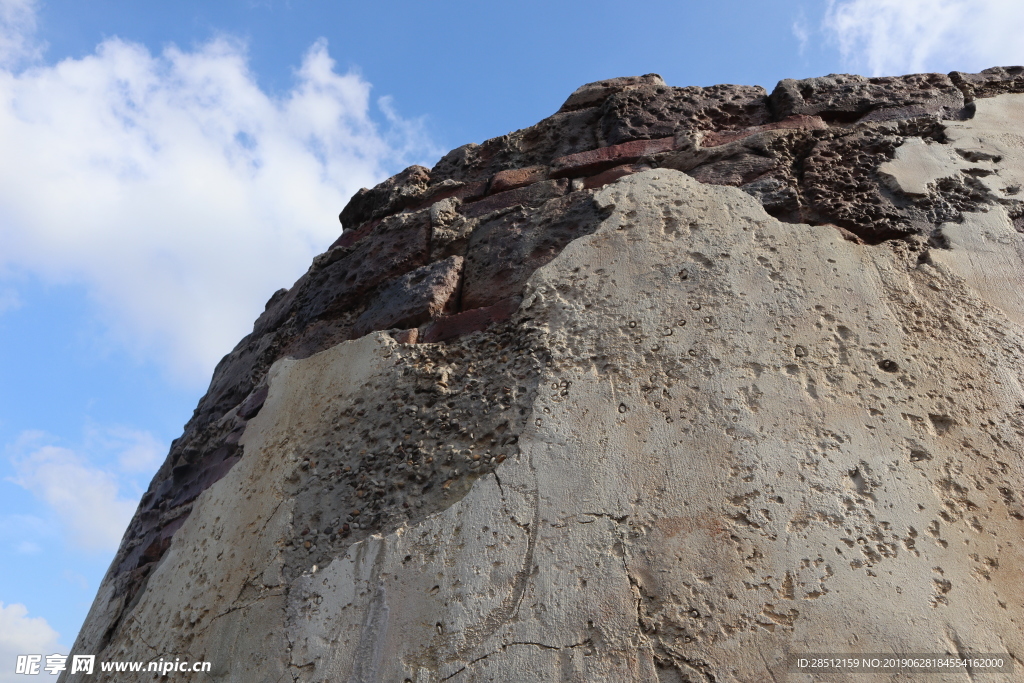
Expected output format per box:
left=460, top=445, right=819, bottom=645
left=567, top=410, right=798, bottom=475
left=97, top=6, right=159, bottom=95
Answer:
left=66, top=68, right=1024, bottom=683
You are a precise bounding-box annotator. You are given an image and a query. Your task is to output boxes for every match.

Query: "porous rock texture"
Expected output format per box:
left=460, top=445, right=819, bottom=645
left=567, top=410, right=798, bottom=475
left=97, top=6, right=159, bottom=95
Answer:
left=65, top=68, right=1024, bottom=682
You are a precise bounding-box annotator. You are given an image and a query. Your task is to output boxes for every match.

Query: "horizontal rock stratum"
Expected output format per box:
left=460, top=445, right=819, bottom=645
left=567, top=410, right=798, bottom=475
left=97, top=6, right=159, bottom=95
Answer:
left=65, top=68, right=1024, bottom=682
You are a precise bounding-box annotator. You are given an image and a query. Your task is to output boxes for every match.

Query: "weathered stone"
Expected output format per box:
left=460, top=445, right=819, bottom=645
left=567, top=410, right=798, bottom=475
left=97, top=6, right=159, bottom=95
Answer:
left=429, top=196, right=461, bottom=227
left=461, top=192, right=605, bottom=310
left=879, top=93, right=1024, bottom=201
left=557, top=74, right=666, bottom=112
left=388, top=328, right=418, bottom=344
left=68, top=71, right=1024, bottom=683
left=237, top=385, right=269, bottom=420
left=419, top=296, right=521, bottom=343
left=740, top=174, right=799, bottom=214
left=410, top=179, right=488, bottom=211
left=329, top=216, right=380, bottom=250
left=581, top=163, right=649, bottom=190
left=488, top=165, right=549, bottom=193
left=300, top=210, right=430, bottom=324
left=1012, top=211, right=1024, bottom=233
left=338, top=165, right=431, bottom=231
left=950, top=66, right=1024, bottom=101
left=459, top=178, right=569, bottom=218
left=350, top=256, right=463, bottom=337
left=770, top=72, right=964, bottom=123
left=599, top=83, right=770, bottom=145
left=73, top=169, right=1024, bottom=682
left=431, top=109, right=603, bottom=186
left=430, top=214, right=476, bottom=261
left=799, top=129, right=915, bottom=240
left=549, top=137, right=675, bottom=178
left=687, top=152, right=777, bottom=186
left=166, top=442, right=241, bottom=509
left=701, top=114, right=827, bottom=146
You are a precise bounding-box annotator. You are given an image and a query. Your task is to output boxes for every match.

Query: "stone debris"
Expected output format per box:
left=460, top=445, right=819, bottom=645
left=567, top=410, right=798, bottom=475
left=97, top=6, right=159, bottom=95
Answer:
left=65, top=67, right=1024, bottom=683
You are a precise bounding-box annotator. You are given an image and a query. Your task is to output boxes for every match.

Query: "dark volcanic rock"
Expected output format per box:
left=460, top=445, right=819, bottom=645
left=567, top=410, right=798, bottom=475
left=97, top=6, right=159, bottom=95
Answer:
left=550, top=137, right=675, bottom=178
left=598, top=83, right=771, bottom=145
left=429, top=108, right=604, bottom=186
left=770, top=72, right=965, bottom=123
left=350, top=255, right=463, bottom=337
left=461, top=191, right=606, bottom=310
left=301, top=210, right=431, bottom=324
left=337, top=164, right=431, bottom=231
left=687, top=152, right=778, bottom=186
left=459, top=178, right=569, bottom=218
left=950, top=65, right=1024, bottom=100
left=557, top=73, right=666, bottom=112
left=799, top=129, right=914, bottom=239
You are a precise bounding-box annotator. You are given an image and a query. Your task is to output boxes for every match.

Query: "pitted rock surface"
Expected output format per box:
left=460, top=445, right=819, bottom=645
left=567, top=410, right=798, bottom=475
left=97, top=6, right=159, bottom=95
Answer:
left=769, top=72, right=966, bottom=123
left=66, top=67, right=1024, bottom=683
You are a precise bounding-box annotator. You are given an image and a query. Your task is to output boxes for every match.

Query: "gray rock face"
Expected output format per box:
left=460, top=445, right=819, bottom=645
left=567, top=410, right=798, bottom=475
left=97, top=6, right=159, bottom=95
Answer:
left=770, top=72, right=965, bottom=122
left=66, top=69, right=1024, bottom=682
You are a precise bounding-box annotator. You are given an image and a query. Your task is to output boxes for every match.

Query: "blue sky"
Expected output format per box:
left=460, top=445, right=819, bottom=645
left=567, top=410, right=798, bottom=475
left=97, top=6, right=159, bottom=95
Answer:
left=1, top=0, right=1022, bottom=677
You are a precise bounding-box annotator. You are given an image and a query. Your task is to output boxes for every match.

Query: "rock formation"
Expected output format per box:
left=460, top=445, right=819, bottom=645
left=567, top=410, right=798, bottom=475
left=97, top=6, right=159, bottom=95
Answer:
left=65, top=68, right=1024, bottom=682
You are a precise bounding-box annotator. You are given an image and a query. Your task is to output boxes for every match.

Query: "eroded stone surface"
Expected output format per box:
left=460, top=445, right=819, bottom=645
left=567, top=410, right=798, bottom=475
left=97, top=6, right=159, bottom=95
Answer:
left=558, top=74, right=666, bottom=113
left=70, top=170, right=1024, bottom=682
left=770, top=73, right=965, bottom=123
left=880, top=93, right=1024, bottom=201
left=67, top=69, right=1024, bottom=683
left=461, top=192, right=606, bottom=310
left=350, top=255, right=464, bottom=337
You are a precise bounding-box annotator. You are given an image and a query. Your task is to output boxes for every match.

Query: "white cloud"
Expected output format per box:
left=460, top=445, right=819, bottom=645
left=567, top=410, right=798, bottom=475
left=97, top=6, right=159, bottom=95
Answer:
left=0, top=6, right=438, bottom=385
left=0, top=0, right=40, bottom=68
left=4, top=425, right=164, bottom=553
left=824, top=0, right=1024, bottom=76
left=0, top=602, right=64, bottom=683
left=5, top=424, right=167, bottom=551
left=9, top=441, right=138, bottom=552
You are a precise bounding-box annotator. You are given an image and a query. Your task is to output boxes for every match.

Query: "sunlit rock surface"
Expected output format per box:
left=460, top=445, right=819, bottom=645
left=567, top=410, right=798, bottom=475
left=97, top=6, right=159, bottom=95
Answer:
left=66, top=67, right=1024, bottom=682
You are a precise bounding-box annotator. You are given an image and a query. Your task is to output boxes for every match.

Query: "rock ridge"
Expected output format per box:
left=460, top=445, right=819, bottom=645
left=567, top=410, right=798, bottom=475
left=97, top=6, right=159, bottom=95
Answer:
left=65, top=66, right=1024, bottom=682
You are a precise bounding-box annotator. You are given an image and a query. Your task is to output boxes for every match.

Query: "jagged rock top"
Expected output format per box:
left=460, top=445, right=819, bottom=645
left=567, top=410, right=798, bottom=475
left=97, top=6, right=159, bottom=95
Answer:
left=557, top=73, right=666, bottom=112
left=343, top=66, right=1024, bottom=239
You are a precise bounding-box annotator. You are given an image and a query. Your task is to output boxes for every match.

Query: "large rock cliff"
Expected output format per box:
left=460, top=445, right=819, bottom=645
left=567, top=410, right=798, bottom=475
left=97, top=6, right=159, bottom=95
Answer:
left=66, top=68, right=1024, bottom=682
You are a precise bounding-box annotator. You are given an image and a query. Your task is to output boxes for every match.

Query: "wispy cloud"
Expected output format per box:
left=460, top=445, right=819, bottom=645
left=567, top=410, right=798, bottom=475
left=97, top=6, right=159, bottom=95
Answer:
left=0, top=513, right=51, bottom=557
left=60, top=570, right=90, bottom=592
left=792, top=10, right=811, bottom=56
left=0, top=0, right=41, bottom=68
left=0, top=602, right=64, bottom=683
left=7, top=433, right=141, bottom=552
left=824, top=0, right=1024, bottom=76
left=84, top=425, right=164, bottom=475
left=0, top=4, right=439, bottom=385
